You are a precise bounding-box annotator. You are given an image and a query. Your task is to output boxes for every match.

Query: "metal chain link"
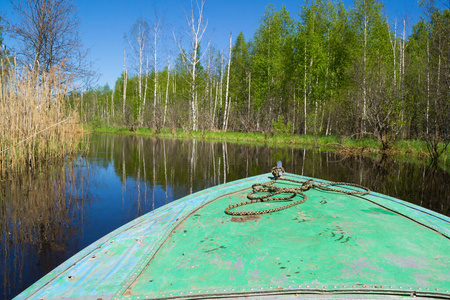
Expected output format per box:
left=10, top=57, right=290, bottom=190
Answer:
left=225, top=171, right=370, bottom=216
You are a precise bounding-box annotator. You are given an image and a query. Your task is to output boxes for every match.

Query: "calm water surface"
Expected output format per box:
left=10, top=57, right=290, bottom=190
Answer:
left=1, top=133, right=449, bottom=299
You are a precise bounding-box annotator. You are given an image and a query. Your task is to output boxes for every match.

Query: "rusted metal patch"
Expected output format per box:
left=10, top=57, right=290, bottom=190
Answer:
left=230, top=215, right=261, bottom=222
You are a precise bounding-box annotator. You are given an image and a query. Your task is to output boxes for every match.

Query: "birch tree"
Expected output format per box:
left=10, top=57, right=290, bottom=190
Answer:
left=123, top=50, right=128, bottom=120
left=150, top=10, right=163, bottom=128
left=174, top=0, right=209, bottom=131
left=126, top=18, right=150, bottom=124
left=298, top=0, right=335, bottom=137
left=252, top=5, right=293, bottom=132
left=222, top=31, right=232, bottom=132
left=230, top=32, right=251, bottom=129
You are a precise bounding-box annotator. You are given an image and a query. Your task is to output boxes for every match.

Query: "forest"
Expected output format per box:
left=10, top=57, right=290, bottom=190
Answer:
left=76, top=0, right=449, bottom=153
left=1, top=0, right=449, bottom=173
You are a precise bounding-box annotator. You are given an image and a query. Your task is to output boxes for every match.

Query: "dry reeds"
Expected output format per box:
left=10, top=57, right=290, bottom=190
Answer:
left=0, top=57, right=81, bottom=176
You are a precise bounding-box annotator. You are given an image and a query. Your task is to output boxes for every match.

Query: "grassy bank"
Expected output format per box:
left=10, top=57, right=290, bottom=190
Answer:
left=88, top=125, right=449, bottom=166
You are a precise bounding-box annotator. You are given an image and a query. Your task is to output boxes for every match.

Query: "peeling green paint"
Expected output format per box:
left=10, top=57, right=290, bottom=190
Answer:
left=14, top=173, right=450, bottom=300
left=126, top=180, right=449, bottom=299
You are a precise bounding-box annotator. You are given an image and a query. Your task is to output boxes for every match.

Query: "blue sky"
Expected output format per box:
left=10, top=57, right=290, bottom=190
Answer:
left=1, top=0, right=425, bottom=88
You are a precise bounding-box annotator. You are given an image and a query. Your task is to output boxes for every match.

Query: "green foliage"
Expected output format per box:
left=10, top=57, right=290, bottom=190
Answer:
left=272, top=116, right=292, bottom=135
left=91, top=116, right=106, bottom=129
left=74, top=2, right=449, bottom=160
left=252, top=4, right=294, bottom=115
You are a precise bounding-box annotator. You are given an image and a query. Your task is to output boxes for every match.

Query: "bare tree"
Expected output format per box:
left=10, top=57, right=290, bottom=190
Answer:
left=174, top=0, right=209, bottom=131
left=163, top=55, right=170, bottom=127
left=5, top=0, right=88, bottom=78
left=123, top=50, right=127, bottom=118
left=150, top=9, right=163, bottom=128
left=125, top=18, right=150, bottom=124
left=222, top=31, right=232, bottom=132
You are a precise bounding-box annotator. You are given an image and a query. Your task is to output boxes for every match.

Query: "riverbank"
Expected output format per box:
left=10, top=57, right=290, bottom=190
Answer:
left=88, top=126, right=449, bottom=166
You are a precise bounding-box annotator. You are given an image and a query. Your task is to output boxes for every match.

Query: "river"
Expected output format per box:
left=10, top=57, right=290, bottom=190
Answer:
left=1, top=133, right=449, bottom=299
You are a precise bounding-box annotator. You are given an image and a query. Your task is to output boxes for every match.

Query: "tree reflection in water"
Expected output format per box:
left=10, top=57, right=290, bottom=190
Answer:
left=1, top=133, right=449, bottom=299
left=0, top=159, right=91, bottom=299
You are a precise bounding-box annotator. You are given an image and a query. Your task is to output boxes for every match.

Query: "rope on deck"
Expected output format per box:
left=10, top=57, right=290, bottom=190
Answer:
left=225, top=166, right=370, bottom=216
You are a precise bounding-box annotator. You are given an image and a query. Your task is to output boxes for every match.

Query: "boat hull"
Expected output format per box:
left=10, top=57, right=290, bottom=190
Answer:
left=14, top=173, right=450, bottom=299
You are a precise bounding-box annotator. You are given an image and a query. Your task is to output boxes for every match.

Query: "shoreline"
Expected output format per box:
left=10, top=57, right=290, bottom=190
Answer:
left=88, top=126, right=449, bottom=167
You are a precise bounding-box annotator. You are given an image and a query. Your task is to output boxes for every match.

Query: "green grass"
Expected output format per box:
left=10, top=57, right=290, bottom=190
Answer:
left=89, top=125, right=449, bottom=166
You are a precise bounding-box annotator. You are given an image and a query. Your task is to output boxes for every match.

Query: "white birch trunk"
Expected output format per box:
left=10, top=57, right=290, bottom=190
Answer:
left=303, top=40, right=307, bottom=135
left=219, top=51, right=224, bottom=112
left=163, top=56, right=170, bottom=127
left=223, top=31, right=232, bottom=132
left=123, top=50, right=127, bottom=117
left=138, top=31, right=143, bottom=124
left=212, top=81, right=218, bottom=130
left=153, top=26, right=158, bottom=127
left=143, top=56, right=149, bottom=126
left=111, top=91, right=114, bottom=119
left=248, top=72, right=251, bottom=119
left=362, top=4, right=367, bottom=134
left=426, top=29, right=430, bottom=135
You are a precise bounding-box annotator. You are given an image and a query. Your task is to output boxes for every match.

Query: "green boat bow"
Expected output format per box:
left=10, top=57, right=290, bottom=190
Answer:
left=15, top=170, right=450, bottom=299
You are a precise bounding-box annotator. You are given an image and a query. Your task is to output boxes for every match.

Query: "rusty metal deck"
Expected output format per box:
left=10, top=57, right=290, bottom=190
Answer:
left=15, top=173, right=450, bottom=299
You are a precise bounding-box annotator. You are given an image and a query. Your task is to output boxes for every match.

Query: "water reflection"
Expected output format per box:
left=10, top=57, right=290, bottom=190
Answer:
left=2, top=134, right=449, bottom=299
left=0, top=160, right=90, bottom=299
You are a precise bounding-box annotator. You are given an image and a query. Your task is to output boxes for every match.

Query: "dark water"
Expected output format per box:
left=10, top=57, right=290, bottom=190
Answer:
left=1, top=133, right=449, bottom=299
